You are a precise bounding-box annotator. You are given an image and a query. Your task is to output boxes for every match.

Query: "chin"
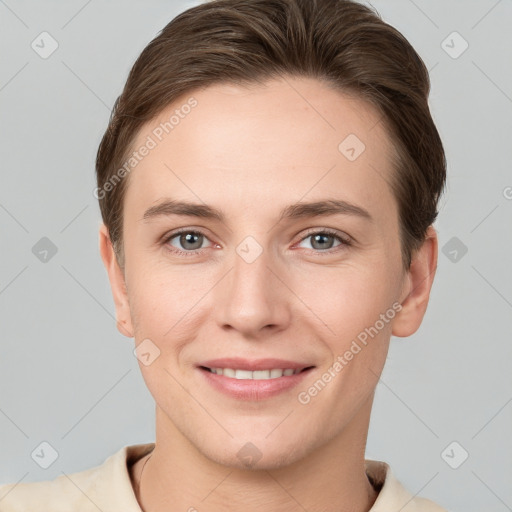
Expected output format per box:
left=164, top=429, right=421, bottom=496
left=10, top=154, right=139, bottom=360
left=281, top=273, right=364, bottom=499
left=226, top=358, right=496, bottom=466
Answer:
left=198, top=434, right=312, bottom=471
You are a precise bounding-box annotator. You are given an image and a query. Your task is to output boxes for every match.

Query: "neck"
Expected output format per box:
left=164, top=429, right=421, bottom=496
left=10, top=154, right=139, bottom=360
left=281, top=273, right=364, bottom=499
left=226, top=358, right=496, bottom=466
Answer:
left=134, top=397, right=378, bottom=512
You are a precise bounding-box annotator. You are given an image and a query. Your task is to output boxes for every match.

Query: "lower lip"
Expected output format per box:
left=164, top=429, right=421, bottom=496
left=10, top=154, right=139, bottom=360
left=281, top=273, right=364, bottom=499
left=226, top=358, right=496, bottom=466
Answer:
left=199, top=367, right=314, bottom=401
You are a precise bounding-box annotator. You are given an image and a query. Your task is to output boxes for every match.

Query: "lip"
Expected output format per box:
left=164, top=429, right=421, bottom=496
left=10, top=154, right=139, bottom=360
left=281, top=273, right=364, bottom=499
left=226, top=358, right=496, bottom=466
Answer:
left=197, top=358, right=315, bottom=401
left=199, top=358, right=311, bottom=372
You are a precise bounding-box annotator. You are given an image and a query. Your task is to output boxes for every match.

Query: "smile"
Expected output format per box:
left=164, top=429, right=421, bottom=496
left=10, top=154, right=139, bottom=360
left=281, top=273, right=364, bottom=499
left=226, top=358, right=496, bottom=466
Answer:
left=197, top=359, right=315, bottom=400
left=202, top=367, right=308, bottom=379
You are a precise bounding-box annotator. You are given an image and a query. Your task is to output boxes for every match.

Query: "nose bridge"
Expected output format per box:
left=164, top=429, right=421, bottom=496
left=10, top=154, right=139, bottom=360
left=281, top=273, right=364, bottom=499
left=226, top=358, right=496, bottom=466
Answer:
left=215, top=236, right=290, bottom=333
left=232, top=239, right=270, bottom=294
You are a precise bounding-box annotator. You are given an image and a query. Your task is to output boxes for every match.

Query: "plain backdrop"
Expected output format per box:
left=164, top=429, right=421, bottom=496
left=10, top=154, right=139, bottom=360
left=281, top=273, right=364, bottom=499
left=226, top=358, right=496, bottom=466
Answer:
left=1, top=1, right=511, bottom=511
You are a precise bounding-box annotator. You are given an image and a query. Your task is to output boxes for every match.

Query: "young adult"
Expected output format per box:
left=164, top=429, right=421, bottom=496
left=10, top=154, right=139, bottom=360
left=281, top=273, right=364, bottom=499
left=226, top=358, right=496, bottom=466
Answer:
left=0, top=0, right=448, bottom=510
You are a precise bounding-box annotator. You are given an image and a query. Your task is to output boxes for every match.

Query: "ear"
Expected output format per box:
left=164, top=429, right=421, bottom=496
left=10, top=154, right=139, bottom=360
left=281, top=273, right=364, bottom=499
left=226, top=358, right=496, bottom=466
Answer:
left=392, top=225, right=438, bottom=338
left=98, top=223, right=134, bottom=338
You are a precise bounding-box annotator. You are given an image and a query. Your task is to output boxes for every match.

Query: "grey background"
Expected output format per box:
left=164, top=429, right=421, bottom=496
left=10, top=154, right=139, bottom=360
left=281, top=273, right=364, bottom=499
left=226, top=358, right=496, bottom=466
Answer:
left=0, top=0, right=511, bottom=510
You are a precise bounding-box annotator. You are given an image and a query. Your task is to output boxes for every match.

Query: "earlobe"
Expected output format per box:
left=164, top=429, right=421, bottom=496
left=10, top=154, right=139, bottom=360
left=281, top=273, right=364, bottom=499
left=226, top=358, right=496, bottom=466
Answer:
left=392, top=226, right=438, bottom=338
left=98, top=223, right=134, bottom=338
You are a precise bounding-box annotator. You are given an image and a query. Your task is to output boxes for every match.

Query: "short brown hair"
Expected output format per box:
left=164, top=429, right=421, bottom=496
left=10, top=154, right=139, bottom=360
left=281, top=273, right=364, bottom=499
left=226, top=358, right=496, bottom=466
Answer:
left=95, top=0, right=446, bottom=271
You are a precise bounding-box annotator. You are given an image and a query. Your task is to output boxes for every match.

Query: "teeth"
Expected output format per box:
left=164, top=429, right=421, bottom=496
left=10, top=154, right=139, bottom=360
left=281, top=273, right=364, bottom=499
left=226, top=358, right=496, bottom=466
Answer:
left=253, top=370, right=271, bottom=380
left=222, top=368, right=235, bottom=378
left=209, top=368, right=301, bottom=379
left=235, top=369, right=253, bottom=380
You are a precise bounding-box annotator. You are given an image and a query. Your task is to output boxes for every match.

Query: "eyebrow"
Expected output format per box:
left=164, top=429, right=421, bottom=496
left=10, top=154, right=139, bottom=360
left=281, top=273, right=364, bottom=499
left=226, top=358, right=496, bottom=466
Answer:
left=142, top=198, right=373, bottom=224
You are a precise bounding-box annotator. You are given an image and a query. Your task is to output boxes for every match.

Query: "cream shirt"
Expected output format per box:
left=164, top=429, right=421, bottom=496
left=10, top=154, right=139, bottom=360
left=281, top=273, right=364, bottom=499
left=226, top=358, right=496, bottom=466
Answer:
left=0, top=443, right=448, bottom=511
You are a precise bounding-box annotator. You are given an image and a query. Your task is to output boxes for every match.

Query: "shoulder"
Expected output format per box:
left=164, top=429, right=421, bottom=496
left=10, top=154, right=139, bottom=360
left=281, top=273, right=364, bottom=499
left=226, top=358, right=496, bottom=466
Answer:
left=365, top=459, right=449, bottom=512
left=0, top=475, right=95, bottom=512
left=0, top=443, right=154, bottom=512
left=412, top=496, right=451, bottom=511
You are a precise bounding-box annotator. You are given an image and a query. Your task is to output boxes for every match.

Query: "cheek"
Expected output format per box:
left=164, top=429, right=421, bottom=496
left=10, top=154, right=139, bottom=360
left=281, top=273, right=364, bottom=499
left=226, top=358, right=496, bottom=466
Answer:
left=290, top=262, right=396, bottom=343
left=126, top=259, right=207, bottom=337
left=126, top=270, right=200, bottom=396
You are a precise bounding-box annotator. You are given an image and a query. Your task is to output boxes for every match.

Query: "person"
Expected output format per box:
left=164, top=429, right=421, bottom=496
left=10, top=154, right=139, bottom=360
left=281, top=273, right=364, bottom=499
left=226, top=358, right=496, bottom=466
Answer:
left=0, top=0, right=449, bottom=510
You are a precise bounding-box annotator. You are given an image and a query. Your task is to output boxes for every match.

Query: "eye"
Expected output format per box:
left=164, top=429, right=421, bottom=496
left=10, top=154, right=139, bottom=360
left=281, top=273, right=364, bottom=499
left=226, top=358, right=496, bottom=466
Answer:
left=161, top=227, right=352, bottom=257
left=163, top=229, right=213, bottom=255
left=296, top=229, right=352, bottom=253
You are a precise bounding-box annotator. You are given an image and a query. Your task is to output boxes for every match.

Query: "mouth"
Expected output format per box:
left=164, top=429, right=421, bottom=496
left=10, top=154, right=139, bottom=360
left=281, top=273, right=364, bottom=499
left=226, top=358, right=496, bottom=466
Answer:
left=199, top=366, right=314, bottom=379
left=197, top=358, right=316, bottom=400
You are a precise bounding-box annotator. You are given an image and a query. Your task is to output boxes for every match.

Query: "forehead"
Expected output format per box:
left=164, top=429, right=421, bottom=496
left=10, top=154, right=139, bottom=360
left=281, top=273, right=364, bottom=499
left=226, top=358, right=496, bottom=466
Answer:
left=123, top=76, right=397, bottom=224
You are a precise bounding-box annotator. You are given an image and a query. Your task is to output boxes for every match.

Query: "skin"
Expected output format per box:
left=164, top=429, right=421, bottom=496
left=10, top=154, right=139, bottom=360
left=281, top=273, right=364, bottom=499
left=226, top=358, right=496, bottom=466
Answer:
left=99, top=76, right=437, bottom=512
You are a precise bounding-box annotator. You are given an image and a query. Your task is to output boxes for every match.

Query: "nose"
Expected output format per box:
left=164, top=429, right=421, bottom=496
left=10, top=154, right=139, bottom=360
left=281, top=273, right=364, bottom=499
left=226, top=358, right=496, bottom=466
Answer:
left=214, top=243, right=292, bottom=337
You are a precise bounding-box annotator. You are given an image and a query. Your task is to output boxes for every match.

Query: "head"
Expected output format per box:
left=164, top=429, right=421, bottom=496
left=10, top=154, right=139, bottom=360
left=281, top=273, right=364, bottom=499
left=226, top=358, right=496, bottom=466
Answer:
left=97, top=0, right=445, bottom=470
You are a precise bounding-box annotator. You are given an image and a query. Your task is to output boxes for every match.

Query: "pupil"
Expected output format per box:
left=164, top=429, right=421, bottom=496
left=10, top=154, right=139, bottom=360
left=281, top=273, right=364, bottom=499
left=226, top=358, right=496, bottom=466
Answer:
left=182, top=233, right=202, bottom=250
left=312, top=234, right=332, bottom=250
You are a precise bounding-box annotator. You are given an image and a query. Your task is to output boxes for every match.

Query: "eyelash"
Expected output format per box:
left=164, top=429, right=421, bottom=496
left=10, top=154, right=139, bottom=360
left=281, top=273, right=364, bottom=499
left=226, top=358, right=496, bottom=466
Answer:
left=161, top=227, right=352, bottom=257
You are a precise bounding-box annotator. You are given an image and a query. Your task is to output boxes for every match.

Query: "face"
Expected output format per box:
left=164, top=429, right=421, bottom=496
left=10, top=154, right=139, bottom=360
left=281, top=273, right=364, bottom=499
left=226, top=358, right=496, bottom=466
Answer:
left=101, top=76, right=434, bottom=470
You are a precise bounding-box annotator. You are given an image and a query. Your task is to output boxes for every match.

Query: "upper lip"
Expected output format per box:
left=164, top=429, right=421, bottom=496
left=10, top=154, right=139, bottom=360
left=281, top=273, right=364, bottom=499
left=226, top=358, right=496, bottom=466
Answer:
left=198, top=358, right=314, bottom=372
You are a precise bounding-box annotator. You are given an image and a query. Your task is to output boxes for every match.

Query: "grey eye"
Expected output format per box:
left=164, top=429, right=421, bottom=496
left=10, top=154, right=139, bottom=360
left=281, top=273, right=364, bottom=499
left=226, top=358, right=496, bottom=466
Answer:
left=169, top=231, right=207, bottom=251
